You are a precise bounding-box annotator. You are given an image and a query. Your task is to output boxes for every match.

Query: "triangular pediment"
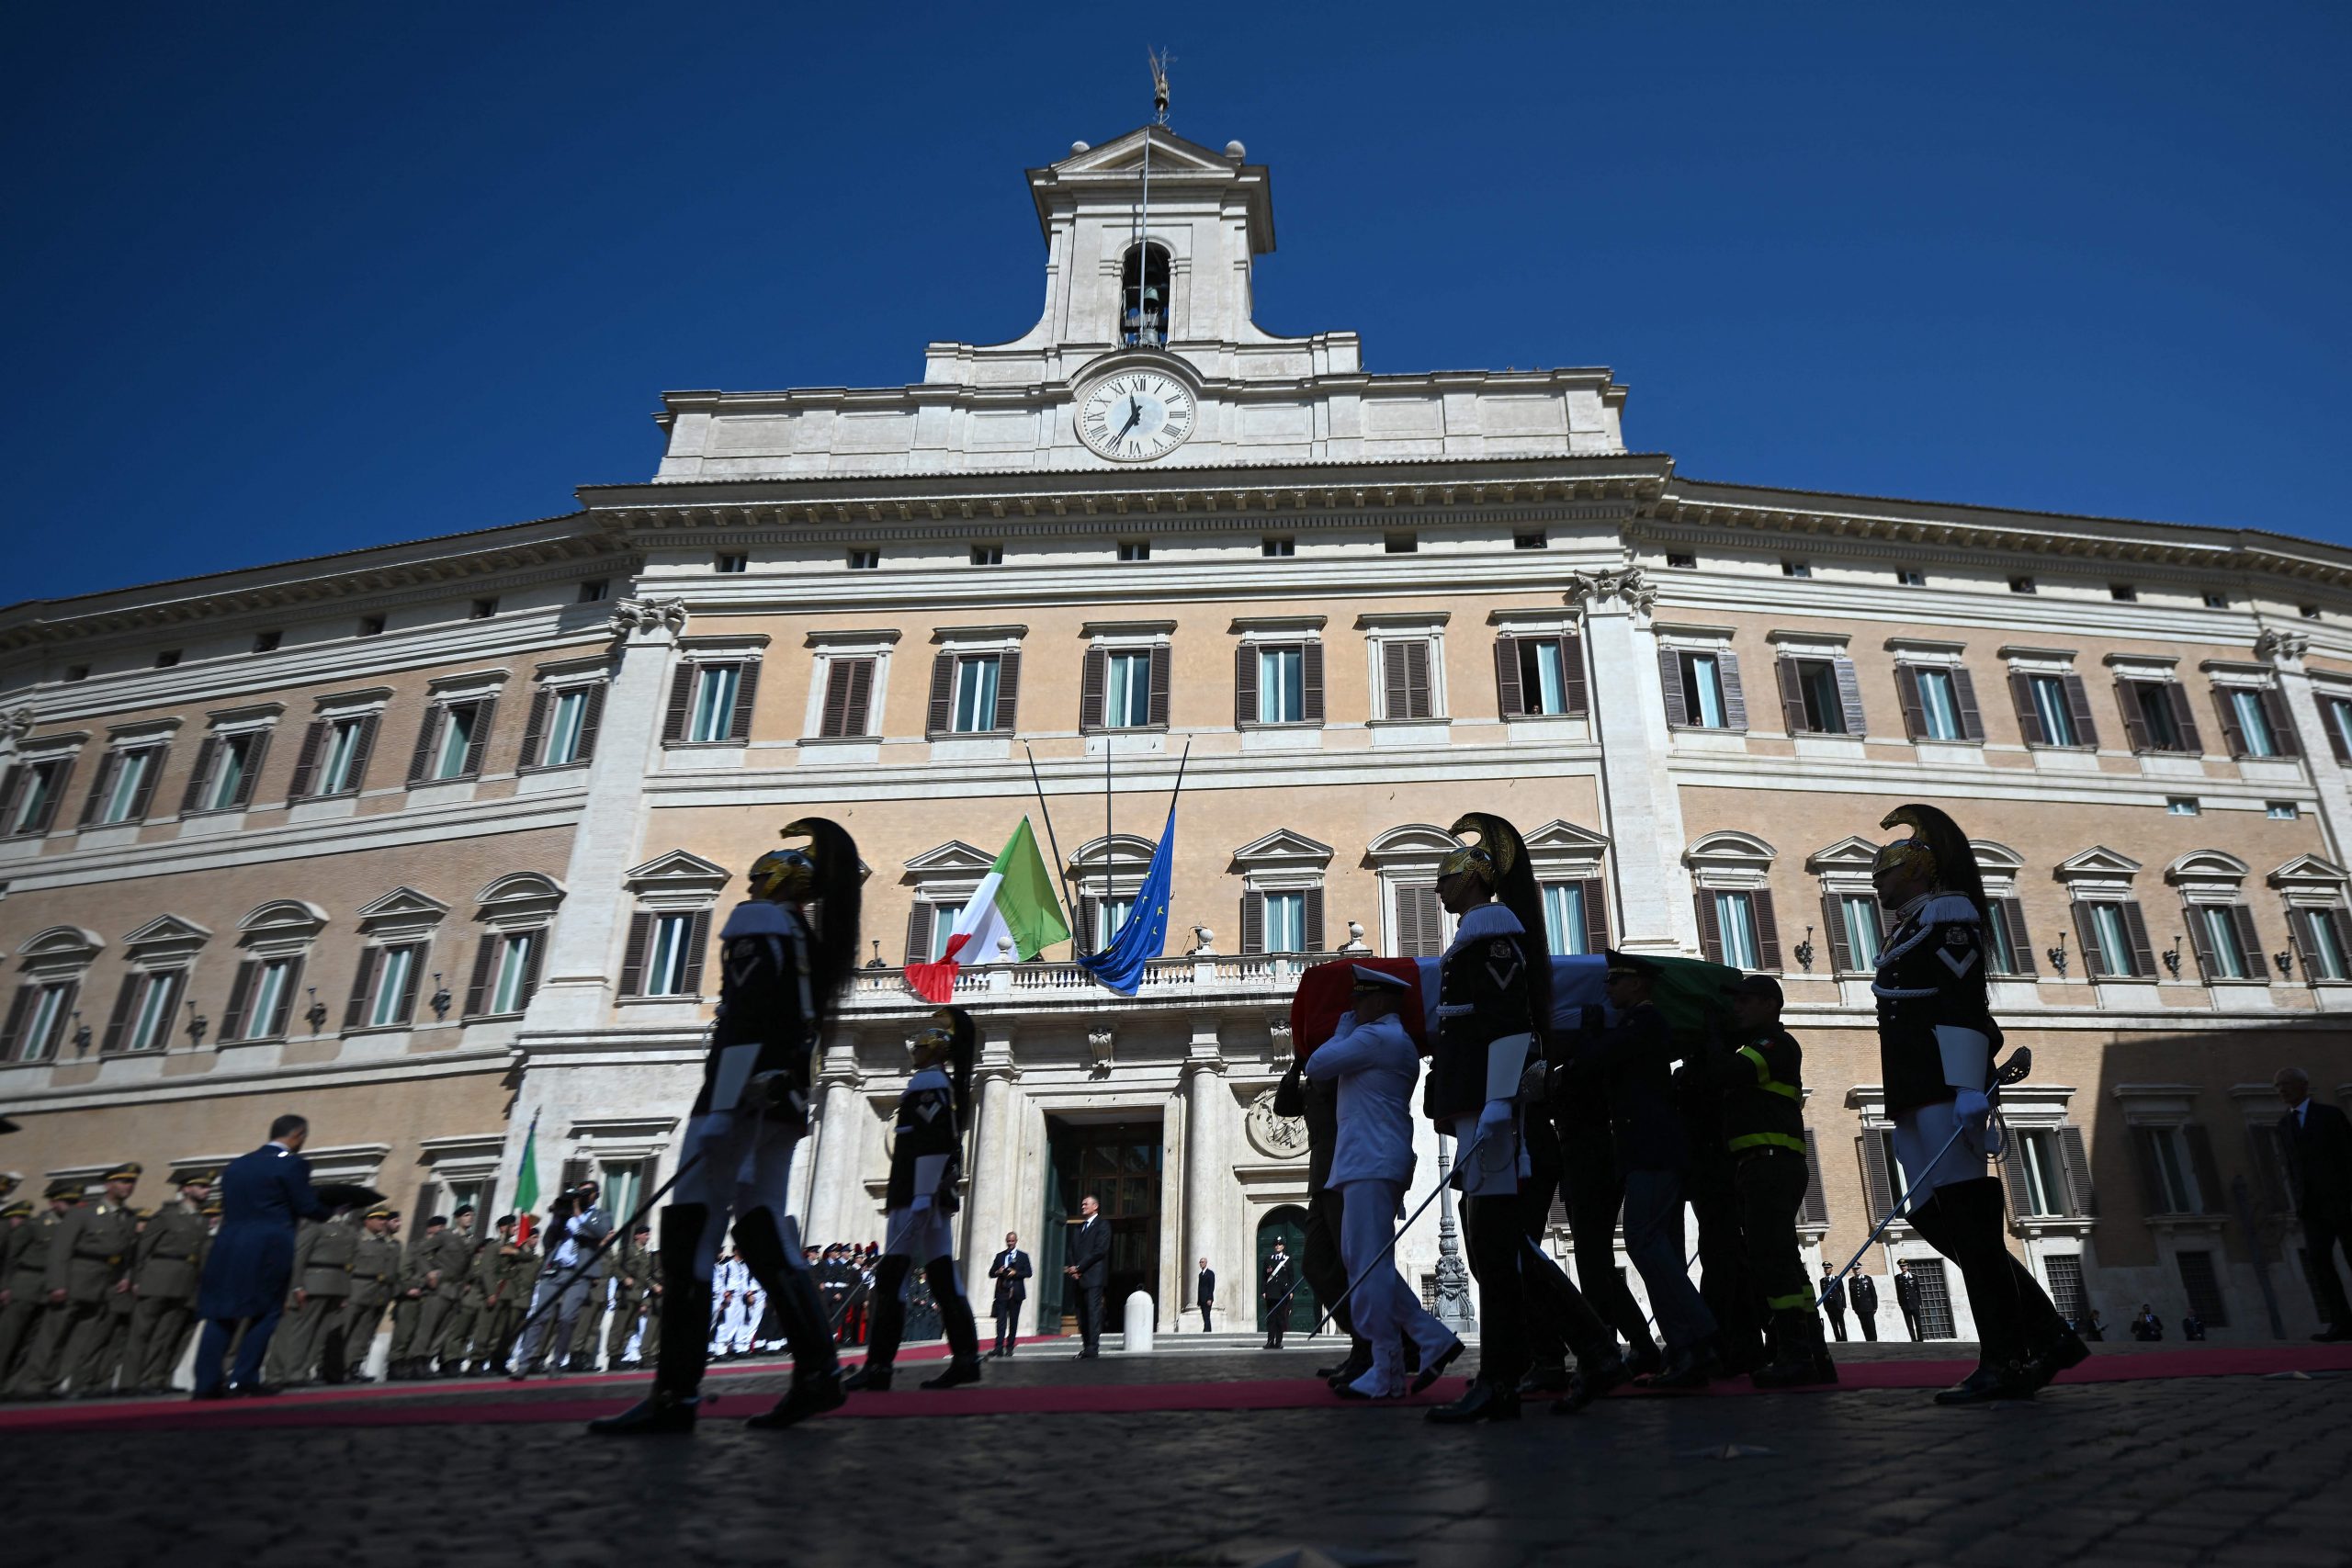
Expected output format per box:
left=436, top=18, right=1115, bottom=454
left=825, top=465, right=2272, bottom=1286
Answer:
left=2270, top=853, right=2348, bottom=888
left=2055, top=845, right=2143, bottom=877
left=355, top=886, right=451, bottom=921
left=1806, top=835, right=1883, bottom=871
left=1523, top=820, right=1611, bottom=854
left=1230, top=829, right=1334, bottom=868
left=903, top=840, right=997, bottom=876
left=1049, top=126, right=1242, bottom=178
left=626, top=850, right=729, bottom=885
left=121, top=914, right=212, bottom=948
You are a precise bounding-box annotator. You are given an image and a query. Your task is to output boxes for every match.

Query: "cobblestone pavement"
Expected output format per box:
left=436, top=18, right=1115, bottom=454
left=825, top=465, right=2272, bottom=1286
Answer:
left=4, top=1345, right=2347, bottom=1568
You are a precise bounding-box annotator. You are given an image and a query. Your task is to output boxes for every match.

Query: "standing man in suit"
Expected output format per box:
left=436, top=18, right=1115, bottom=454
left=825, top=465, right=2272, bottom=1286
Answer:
left=1063, top=1194, right=1110, bottom=1359
left=192, top=1114, right=334, bottom=1398
left=1849, top=1269, right=1881, bottom=1341
left=987, top=1232, right=1030, bottom=1358
left=1820, top=1262, right=1849, bottom=1342
left=2277, top=1066, right=2352, bottom=1341
left=1261, top=1238, right=1294, bottom=1349
left=1894, top=1259, right=1924, bottom=1340
left=1194, top=1257, right=1215, bottom=1333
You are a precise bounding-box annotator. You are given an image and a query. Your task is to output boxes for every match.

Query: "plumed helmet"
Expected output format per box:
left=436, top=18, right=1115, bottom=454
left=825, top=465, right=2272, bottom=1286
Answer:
left=775, top=816, right=865, bottom=1013
left=1441, top=812, right=1521, bottom=887
left=748, top=846, right=818, bottom=901
left=1875, top=804, right=1988, bottom=917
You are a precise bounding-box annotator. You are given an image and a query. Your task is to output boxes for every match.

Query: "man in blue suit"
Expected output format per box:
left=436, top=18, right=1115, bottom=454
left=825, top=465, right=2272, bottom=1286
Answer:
left=191, top=1113, right=331, bottom=1398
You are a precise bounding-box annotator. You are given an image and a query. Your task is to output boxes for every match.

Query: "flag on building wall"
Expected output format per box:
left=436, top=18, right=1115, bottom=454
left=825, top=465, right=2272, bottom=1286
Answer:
left=906, top=817, right=1072, bottom=1003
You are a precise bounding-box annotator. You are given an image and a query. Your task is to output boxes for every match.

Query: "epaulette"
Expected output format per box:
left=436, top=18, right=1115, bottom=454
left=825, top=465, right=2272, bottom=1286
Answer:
left=1921, top=894, right=1981, bottom=925
left=1453, top=903, right=1524, bottom=941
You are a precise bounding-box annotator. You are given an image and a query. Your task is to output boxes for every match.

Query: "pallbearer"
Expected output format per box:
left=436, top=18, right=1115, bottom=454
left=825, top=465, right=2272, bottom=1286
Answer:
left=1305, top=966, right=1462, bottom=1400
left=1871, top=804, right=2085, bottom=1403
left=591, top=818, right=861, bottom=1436
left=842, top=1007, right=986, bottom=1392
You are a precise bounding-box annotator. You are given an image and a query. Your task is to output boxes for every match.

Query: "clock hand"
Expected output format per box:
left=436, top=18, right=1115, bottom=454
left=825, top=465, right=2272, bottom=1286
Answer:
left=1115, top=402, right=1142, bottom=439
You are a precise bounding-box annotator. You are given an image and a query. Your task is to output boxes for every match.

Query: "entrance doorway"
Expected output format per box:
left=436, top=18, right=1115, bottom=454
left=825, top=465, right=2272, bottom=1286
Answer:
left=1040, top=1116, right=1164, bottom=1333
left=1257, top=1205, right=1315, bottom=1336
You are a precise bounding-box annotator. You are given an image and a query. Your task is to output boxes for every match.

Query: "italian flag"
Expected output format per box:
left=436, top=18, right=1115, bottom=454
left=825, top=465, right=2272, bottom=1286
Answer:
left=513, top=1111, right=540, bottom=1245
left=906, top=818, right=1071, bottom=1003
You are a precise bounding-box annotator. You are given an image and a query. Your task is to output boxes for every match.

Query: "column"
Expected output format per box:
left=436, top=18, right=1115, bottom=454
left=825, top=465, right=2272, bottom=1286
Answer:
left=1181, top=1019, right=1227, bottom=1331
left=2262, top=630, right=2352, bottom=863
left=526, top=598, right=689, bottom=1033
left=804, top=1073, right=865, bottom=1250
left=960, top=1019, right=1023, bottom=1318
left=1573, top=567, right=1700, bottom=953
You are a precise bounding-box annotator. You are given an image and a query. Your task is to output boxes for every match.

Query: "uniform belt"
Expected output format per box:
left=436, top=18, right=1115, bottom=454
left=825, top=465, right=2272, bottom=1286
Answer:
left=1729, top=1134, right=1808, bottom=1156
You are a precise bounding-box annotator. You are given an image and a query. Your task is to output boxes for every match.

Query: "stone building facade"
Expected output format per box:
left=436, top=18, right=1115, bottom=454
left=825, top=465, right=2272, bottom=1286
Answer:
left=4, top=126, right=2349, bottom=1350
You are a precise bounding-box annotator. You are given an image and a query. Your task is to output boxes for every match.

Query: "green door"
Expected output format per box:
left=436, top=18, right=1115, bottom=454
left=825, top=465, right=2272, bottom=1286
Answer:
left=1257, top=1205, right=1314, bottom=1334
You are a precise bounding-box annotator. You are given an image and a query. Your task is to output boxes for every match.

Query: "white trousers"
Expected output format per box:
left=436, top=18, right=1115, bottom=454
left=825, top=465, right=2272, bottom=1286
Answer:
left=671, top=1110, right=808, bottom=1284
left=881, top=1202, right=956, bottom=1266
left=1335, top=1177, right=1457, bottom=1394
left=1893, top=1100, right=1991, bottom=1205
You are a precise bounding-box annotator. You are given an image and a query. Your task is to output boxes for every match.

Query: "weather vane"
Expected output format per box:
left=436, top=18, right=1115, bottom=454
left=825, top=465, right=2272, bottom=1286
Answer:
left=1148, top=47, right=1170, bottom=127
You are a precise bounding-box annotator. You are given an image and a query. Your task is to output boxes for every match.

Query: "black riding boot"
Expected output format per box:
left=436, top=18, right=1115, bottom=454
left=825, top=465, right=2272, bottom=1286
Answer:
left=920, top=1255, right=985, bottom=1389
left=844, top=1256, right=910, bottom=1391
left=733, top=1207, right=846, bottom=1429
left=587, top=1205, right=710, bottom=1436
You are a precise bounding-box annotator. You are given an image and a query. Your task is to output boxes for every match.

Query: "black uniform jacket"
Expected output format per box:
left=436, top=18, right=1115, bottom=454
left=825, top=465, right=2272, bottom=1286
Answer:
left=1426, top=902, right=1537, bottom=1122
left=1572, top=1002, right=1686, bottom=1174
left=882, top=1066, right=962, bottom=1212
left=695, top=899, right=817, bottom=1122
left=1871, top=892, right=2003, bottom=1116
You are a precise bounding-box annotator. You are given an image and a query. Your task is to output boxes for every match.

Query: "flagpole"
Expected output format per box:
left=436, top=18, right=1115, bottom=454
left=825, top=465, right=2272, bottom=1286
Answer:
left=1023, top=743, right=1086, bottom=955
left=1104, top=740, right=1114, bottom=944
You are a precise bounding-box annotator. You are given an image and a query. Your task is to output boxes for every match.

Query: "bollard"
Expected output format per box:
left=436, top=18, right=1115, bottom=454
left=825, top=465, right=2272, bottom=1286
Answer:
left=1121, top=1289, right=1155, bottom=1353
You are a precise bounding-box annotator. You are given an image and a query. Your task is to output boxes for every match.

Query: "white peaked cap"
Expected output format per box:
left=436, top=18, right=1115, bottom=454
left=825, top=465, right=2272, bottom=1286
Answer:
left=1350, top=964, right=1413, bottom=991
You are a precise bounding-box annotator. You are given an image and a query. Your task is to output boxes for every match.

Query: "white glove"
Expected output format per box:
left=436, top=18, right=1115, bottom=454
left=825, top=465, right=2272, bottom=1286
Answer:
left=1477, top=1097, right=1513, bottom=1139
left=1953, top=1088, right=1991, bottom=1131
left=910, top=1195, right=933, bottom=1213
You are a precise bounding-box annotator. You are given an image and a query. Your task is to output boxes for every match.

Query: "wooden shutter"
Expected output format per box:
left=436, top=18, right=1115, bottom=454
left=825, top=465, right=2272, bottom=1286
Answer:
left=286, top=720, right=328, bottom=799
left=1233, top=645, right=1258, bottom=728
left=2261, top=688, right=2301, bottom=756
left=2117, top=680, right=2154, bottom=753
left=517, top=933, right=545, bottom=1009
left=2131, top=1127, right=2170, bottom=1213
left=78, top=751, right=119, bottom=827
left=728, top=663, right=759, bottom=742
left=2009, top=671, right=2046, bottom=746
left=2057, top=1125, right=2097, bottom=1216
left=1775, top=657, right=1808, bottom=734
left=1718, top=650, right=1749, bottom=728
left=1381, top=641, right=1411, bottom=720
left=0, top=767, right=20, bottom=832
left=1657, top=648, right=1688, bottom=726
left=2212, top=688, right=2248, bottom=757
left=2073, top=903, right=2109, bottom=978
left=1753, top=890, right=1784, bottom=970
left=1561, top=634, right=1589, bottom=716
left=2229, top=905, right=2268, bottom=978
left=662, top=665, right=696, bottom=743
left=1859, top=1132, right=1895, bottom=1224
left=2120, top=901, right=2157, bottom=977
left=2285, top=903, right=2315, bottom=980
left=1894, top=665, right=1928, bottom=740
left=904, top=902, right=934, bottom=965
left=405, top=707, right=440, bottom=785
left=2061, top=673, right=2099, bottom=747
left=1832, top=657, right=1867, bottom=736
left=573, top=685, right=604, bottom=762
left=182, top=737, right=220, bottom=812
left=2000, top=1142, right=2034, bottom=1218
left=1996, top=897, right=2036, bottom=976
left=1304, top=886, right=1325, bottom=953
left=23, top=759, right=68, bottom=834
left=616, top=914, right=652, bottom=998
left=1951, top=666, right=1985, bottom=741
left=2183, top=1123, right=2225, bottom=1213
left=126, top=746, right=164, bottom=819
left=2331, top=909, right=2352, bottom=979
left=227, top=731, right=267, bottom=807
left=1493, top=637, right=1524, bottom=717
left=679, top=910, right=712, bottom=995
left=1080, top=647, right=1106, bottom=730
left=463, top=936, right=497, bottom=1017
left=1148, top=646, right=1170, bottom=728
left=1240, top=891, right=1265, bottom=954
left=219, top=961, right=258, bottom=1043
left=2185, top=902, right=2222, bottom=982
left=1801, top=1131, right=1829, bottom=1225
left=100, top=975, right=138, bottom=1053
left=1694, top=890, right=1723, bottom=964
left=2165, top=683, right=2203, bottom=754
left=519, top=689, right=552, bottom=769
left=1579, top=877, right=1610, bottom=955
left=344, top=947, right=382, bottom=1029
left=460, top=699, right=496, bottom=778
left=1822, top=895, right=1855, bottom=972
left=821, top=660, right=872, bottom=739
left=2326, top=699, right=2352, bottom=763
left=1077, top=895, right=1100, bottom=954
left=392, top=944, right=424, bottom=1023
left=992, top=649, right=1022, bottom=732
left=1301, top=641, right=1325, bottom=724
left=0, top=986, right=33, bottom=1060
left=265, top=961, right=300, bottom=1036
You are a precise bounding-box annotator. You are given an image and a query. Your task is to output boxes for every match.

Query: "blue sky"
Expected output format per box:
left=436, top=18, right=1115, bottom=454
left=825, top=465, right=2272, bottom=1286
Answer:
left=6, top=4, right=2347, bottom=603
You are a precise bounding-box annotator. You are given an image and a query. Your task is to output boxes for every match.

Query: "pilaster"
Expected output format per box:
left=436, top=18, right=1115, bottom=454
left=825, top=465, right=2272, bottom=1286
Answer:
left=2258, top=629, right=2350, bottom=863
left=1571, top=567, right=1699, bottom=952
left=1181, top=1018, right=1227, bottom=1331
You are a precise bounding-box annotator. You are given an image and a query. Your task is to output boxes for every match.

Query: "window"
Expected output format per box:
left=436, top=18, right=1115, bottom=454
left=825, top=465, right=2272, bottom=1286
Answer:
left=1513, top=531, right=1547, bottom=550
left=155, top=649, right=181, bottom=668
left=1384, top=533, right=1417, bottom=555
left=1495, top=636, right=1587, bottom=718
left=223, top=956, right=301, bottom=1043
left=1120, top=241, right=1170, bottom=344
left=1776, top=655, right=1863, bottom=736
left=527, top=686, right=600, bottom=768
left=2110, top=584, right=2137, bottom=603
left=2203, top=592, right=2229, bottom=609
left=1239, top=888, right=1317, bottom=955
left=1703, top=891, right=1769, bottom=968
left=1391, top=884, right=1447, bottom=957
left=1261, top=537, right=1295, bottom=558
left=1896, top=665, right=1985, bottom=743
left=1117, top=541, right=1150, bottom=563
left=2132, top=1124, right=2215, bottom=1215
left=2014, top=1130, right=2067, bottom=1216
left=1781, top=561, right=1812, bottom=579
left=1668, top=553, right=1698, bottom=570
left=1081, top=646, right=1168, bottom=732
left=970, top=544, right=1003, bottom=566
left=108, top=969, right=184, bottom=1054
left=253, top=630, right=282, bottom=653
left=469, top=598, right=498, bottom=620
left=405, top=696, right=500, bottom=786
left=1984, top=898, right=2035, bottom=976
left=2075, top=899, right=2155, bottom=979
left=2117, top=678, right=2200, bottom=755
left=1540, top=879, right=1608, bottom=957
left=954, top=655, right=1001, bottom=732
left=460, top=874, right=562, bottom=1016
left=345, top=942, right=424, bottom=1030
left=1237, top=642, right=1321, bottom=727
left=577, top=579, right=609, bottom=603
left=2167, top=797, right=2201, bottom=817
left=847, top=549, right=880, bottom=570
left=663, top=660, right=758, bottom=746
left=924, top=647, right=1019, bottom=737
left=489, top=931, right=537, bottom=1013
left=357, top=615, right=385, bottom=637
left=623, top=910, right=710, bottom=998
left=1825, top=894, right=1886, bottom=971
left=1, top=755, right=75, bottom=838
left=715, top=552, right=748, bottom=574
left=1092, top=896, right=1135, bottom=950
left=2185, top=901, right=2267, bottom=983
left=2013, top=671, right=2093, bottom=748
left=1660, top=649, right=1747, bottom=730
left=818, top=658, right=877, bottom=739
left=2008, top=577, right=2036, bottom=594
left=2301, top=604, right=2322, bottom=621
left=435, top=705, right=480, bottom=778
left=1897, top=569, right=1927, bottom=587
left=64, top=664, right=88, bottom=682
left=1375, top=639, right=1436, bottom=720
left=923, top=903, right=966, bottom=961
left=182, top=730, right=269, bottom=814
left=2176, top=1250, right=2229, bottom=1326
left=2268, top=802, right=2300, bottom=820
left=2324, top=697, right=2352, bottom=764
left=79, top=744, right=166, bottom=828
left=2, top=980, right=77, bottom=1062
left=290, top=715, right=378, bottom=799
left=2289, top=907, right=2352, bottom=981
left=2214, top=686, right=2297, bottom=760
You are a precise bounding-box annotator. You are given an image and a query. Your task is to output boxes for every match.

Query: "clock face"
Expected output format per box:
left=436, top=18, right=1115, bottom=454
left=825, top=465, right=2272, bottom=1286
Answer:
left=1078, top=370, right=1194, bottom=461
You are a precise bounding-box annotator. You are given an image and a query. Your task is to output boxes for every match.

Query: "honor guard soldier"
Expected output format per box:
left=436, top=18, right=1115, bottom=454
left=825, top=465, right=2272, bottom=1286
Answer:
left=1871, top=804, right=2085, bottom=1403
left=591, top=818, right=862, bottom=1437
left=842, top=1008, right=986, bottom=1392
left=335, top=1207, right=402, bottom=1381
left=268, top=1203, right=360, bottom=1383
left=10, top=1163, right=141, bottom=1398
left=1714, top=975, right=1836, bottom=1387
left=1, top=1181, right=79, bottom=1388
left=124, top=1171, right=212, bottom=1393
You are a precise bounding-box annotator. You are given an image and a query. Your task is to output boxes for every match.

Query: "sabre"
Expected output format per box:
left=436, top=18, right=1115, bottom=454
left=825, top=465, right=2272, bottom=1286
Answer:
left=1306, top=1126, right=1494, bottom=1338
left=505, top=1143, right=714, bottom=1356
left=1814, top=1047, right=2033, bottom=1312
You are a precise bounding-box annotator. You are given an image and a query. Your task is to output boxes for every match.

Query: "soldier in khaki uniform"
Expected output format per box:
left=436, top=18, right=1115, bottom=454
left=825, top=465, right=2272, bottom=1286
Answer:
left=431, top=1207, right=495, bottom=1376
left=607, top=1225, right=654, bottom=1366
left=267, top=1207, right=360, bottom=1384
left=1, top=1188, right=71, bottom=1384
left=8, top=1164, right=141, bottom=1398
left=480, top=1228, right=535, bottom=1372
left=412, top=1211, right=474, bottom=1376
left=85, top=1210, right=147, bottom=1393
left=124, top=1172, right=213, bottom=1393
left=387, top=1213, right=443, bottom=1380
left=336, top=1208, right=402, bottom=1381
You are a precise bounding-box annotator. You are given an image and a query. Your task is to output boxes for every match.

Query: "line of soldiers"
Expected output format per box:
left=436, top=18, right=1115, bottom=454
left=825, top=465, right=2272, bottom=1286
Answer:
left=0, top=1165, right=217, bottom=1399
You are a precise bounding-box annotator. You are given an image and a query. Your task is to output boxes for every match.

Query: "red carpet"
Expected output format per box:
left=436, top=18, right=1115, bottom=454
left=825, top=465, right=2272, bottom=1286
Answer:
left=3, top=1344, right=2344, bottom=1437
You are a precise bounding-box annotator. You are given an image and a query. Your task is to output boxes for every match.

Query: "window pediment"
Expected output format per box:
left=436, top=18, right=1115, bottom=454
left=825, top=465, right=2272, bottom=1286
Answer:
left=476, top=871, right=565, bottom=928
left=1686, top=831, right=1775, bottom=890
left=356, top=886, right=451, bottom=942
left=120, top=915, right=211, bottom=968
left=2269, top=853, right=2348, bottom=907
left=1363, top=824, right=1460, bottom=871
left=237, top=899, right=328, bottom=955
left=17, top=924, right=104, bottom=975
left=903, top=840, right=1000, bottom=877
left=1230, top=829, right=1335, bottom=869
left=625, top=851, right=731, bottom=908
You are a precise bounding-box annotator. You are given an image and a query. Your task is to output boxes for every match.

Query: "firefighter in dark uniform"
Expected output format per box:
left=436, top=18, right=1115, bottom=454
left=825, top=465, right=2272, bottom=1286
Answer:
left=1871, top=804, right=2085, bottom=1403
left=1424, top=813, right=1624, bottom=1425
left=1715, top=974, right=1835, bottom=1386
left=590, top=818, right=861, bottom=1437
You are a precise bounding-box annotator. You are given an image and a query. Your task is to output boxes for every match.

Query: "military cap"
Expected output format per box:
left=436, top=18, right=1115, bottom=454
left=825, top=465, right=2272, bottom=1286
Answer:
left=45, top=1178, right=85, bottom=1201
left=2, top=1201, right=30, bottom=1219
left=176, top=1168, right=216, bottom=1189
left=366, top=1205, right=394, bottom=1220
left=0, top=1171, right=19, bottom=1198
left=1349, top=964, right=1414, bottom=992
left=202, top=1201, right=223, bottom=1216
left=104, top=1161, right=142, bottom=1183
left=1603, top=950, right=1661, bottom=981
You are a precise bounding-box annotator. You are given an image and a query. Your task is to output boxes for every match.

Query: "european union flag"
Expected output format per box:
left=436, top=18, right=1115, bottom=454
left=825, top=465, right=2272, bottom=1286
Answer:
left=1079, top=807, right=1175, bottom=997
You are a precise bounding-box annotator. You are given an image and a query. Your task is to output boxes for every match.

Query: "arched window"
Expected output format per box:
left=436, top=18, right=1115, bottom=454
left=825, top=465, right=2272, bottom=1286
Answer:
left=1121, top=243, right=1170, bottom=346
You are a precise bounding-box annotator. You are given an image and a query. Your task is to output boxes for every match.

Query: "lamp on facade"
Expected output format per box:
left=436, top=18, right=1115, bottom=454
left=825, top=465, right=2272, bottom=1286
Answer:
left=70, top=1012, right=90, bottom=1056
left=304, top=986, right=328, bottom=1033
left=866, top=941, right=888, bottom=970
left=2045, top=934, right=2069, bottom=978
left=430, top=974, right=453, bottom=1019
left=2161, top=939, right=2183, bottom=980
left=185, top=1002, right=208, bottom=1048
left=2275, top=948, right=2295, bottom=980
left=1793, top=925, right=1816, bottom=974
